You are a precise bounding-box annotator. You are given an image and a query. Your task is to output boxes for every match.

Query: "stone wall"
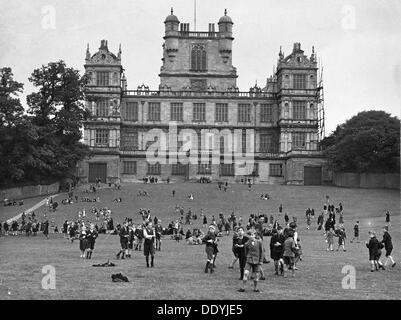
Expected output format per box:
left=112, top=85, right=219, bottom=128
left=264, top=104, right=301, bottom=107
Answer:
left=1, top=182, right=60, bottom=201
left=333, top=172, right=400, bottom=189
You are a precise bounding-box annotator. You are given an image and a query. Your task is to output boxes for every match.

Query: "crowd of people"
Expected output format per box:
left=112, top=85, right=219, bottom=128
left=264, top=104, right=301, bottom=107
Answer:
left=0, top=183, right=397, bottom=294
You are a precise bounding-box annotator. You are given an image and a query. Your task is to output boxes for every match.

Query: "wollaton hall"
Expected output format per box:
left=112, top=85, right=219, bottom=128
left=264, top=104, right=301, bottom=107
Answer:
left=77, top=9, right=330, bottom=185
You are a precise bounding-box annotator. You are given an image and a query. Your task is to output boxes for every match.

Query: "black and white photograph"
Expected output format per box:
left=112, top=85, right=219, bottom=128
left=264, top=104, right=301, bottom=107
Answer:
left=0, top=0, right=400, bottom=309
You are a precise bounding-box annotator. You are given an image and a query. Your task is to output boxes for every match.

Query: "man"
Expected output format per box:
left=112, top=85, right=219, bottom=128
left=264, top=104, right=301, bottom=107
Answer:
left=381, top=226, right=396, bottom=268
left=270, top=226, right=285, bottom=275
left=202, top=225, right=218, bottom=274
left=238, top=231, right=264, bottom=292
left=143, top=221, right=156, bottom=267
left=116, top=222, right=130, bottom=259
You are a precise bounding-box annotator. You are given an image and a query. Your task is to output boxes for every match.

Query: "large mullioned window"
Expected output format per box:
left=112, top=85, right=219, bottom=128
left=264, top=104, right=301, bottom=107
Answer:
left=96, top=71, right=109, bottom=86
left=191, top=44, right=207, bottom=72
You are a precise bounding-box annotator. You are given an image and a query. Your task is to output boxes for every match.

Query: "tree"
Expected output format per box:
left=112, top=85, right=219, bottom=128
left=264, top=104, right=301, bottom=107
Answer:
left=26, top=60, right=91, bottom=182
left=0, top=67, right=24, bottom=127
left=321, top=110, right=400, bottom=173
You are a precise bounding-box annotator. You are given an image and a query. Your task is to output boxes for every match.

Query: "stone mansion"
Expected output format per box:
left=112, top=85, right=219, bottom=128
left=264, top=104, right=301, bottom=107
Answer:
left=77, top=9, right=329, bottom=185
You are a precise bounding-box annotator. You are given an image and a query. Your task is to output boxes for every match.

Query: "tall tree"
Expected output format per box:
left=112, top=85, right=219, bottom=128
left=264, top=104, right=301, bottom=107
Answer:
left=321, top=110, right=400, bottom=173
left=26, top=60, right=91, bottom=181
left=0, top=67, right=24, bottom=127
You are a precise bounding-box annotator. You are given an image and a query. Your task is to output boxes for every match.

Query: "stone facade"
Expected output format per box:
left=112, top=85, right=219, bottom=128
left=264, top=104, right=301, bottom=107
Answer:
left=78, top=10, right=328, bottom=185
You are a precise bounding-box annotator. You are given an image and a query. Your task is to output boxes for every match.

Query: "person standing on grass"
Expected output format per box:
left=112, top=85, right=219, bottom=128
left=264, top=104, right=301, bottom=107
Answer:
left=366, top=231, right=385, bottom=272
left=79, top=225, right=88, bottom=258
left=282, top=230, right=297, bottom=278
left=326, top=227, right=335, bottom=251
left=317, top=212, right=324, bottom=231
left=116, top=221, right=129, bottom=259
left=43, top=219, right=49, bottom=239
left=336, top=226, right=347, bottom=251
left=238, top=230, right=264, bottom=292
left=203, top=225, right=218, bottom=274
left=350, top=221, right=360, bottom=243
left=385, top=211, right=391, bottom=226
left=155, top=220, right=163, bottom=251
left=229, top=226, right=239, bottom=269
left=86, top=223, right=98, bottom=259
left=381, top=226, right=396, bottom=268
left=143, top=221, right=156, bottom=267
left=232, top=227, right=249, bottom=280
left=270, top=226, right=285, bottom=276
left=284, top=212, right=290, bottom=226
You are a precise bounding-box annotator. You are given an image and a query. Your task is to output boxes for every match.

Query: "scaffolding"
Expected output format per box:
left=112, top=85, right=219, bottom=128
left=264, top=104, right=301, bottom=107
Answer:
left=316, top=64, right=325, bottom=142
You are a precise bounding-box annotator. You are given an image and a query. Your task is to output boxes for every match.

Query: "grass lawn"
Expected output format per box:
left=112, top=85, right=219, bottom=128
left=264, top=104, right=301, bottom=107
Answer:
left=0, top=182, right=400, bottom=300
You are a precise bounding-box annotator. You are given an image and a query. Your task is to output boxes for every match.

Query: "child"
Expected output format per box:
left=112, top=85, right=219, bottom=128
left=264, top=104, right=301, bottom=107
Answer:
left=203, top=225, right=218, bottom=274
left=270, top=226, right=285, bottom=275
left=381, top=226, right=396, bottom=268
left=79, top=225, right=88, bottom=258
left=336, top=227, right=347, bottom=251
left=350, top=221, right=359, bottom=243
left=282, top=230, right=296, bottom=278
left=238, top=231, right=264, bottom=292
left=86, top=223, right=98, bottom=259
left=366, top=231, right=385, bottom=272
left=326, top=227, right=335, bottom=251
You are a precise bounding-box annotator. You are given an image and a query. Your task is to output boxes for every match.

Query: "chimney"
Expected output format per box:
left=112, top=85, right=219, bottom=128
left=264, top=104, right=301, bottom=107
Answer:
left=293, top=42, right=301, bottom=52
left=209, top=23, right=215, bottom=32
left=100, top=40, right=108, bottom=50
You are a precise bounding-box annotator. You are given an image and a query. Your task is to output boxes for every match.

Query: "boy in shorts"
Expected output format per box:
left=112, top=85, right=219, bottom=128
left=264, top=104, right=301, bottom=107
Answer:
left=238, top=231, right=264, bottom=293
left=283, top=230, right=297, bottom=277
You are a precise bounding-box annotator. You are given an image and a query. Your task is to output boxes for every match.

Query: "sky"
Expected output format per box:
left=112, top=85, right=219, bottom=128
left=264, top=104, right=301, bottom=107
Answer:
left=0, top=0, right=400, bottom=135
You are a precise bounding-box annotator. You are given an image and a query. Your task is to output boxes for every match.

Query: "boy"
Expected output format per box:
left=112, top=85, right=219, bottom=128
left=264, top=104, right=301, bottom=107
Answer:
left=282, top=230, right=297, bottom=278
left=366, top=231, right=385, bottom=272
left=336, top=227, right=347, bottom=251
left=350, top=221, right=359, bottom=243
left=203, top=225, right=218, bottom=274
left=86, top=223, right=98, bottom=259
left=270, top=226, right=285, bottom=275
left=381, top=226, right=396, bottom=268
left=238, top=231, right=264, bottom=292
left=155, top=220, right=163, bottom=251
left=116, top=221, right=130, bottom=259
left=79, top=225, right=88, bottom=258
left=326, top=227, right=335, bottom=251
left=143, top=221, right=156, bottom=267
left=232, top=227, right=249, bottom=280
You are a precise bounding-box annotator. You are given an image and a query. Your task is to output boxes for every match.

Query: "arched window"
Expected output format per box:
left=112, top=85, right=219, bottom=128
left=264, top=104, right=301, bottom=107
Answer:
left=191, top=44, right=207, bottom=71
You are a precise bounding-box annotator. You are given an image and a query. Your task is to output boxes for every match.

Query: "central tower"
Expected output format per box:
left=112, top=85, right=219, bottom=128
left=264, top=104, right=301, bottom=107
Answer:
left=159, top=9, right=238, bottom=91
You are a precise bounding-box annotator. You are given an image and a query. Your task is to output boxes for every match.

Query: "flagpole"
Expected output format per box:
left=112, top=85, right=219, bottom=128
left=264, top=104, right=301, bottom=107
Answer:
left=194, top=0, right=197, bottom=30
